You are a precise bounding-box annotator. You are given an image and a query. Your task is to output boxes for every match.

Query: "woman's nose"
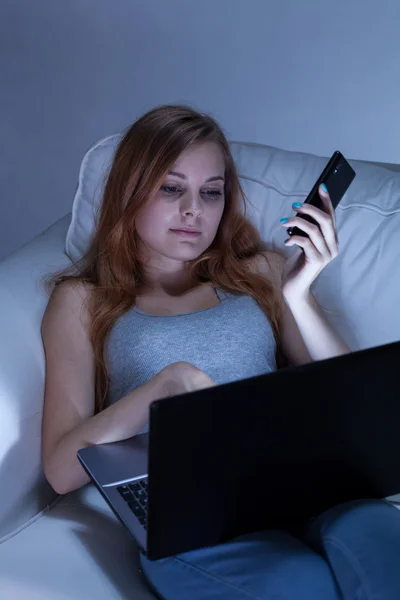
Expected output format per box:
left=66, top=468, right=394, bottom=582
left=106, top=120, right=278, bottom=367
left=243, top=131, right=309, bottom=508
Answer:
left=181, top=192, right=203, bottom=215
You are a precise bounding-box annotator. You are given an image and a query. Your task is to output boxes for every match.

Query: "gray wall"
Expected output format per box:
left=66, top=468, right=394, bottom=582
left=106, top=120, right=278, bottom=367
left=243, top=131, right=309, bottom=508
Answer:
left=1, top=0, right=400, bottom=261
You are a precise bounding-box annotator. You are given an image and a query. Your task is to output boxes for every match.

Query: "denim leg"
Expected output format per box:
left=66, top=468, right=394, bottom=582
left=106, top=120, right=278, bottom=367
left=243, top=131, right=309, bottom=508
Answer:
left=305, top=499, right=400, bottom=600
left=140, top=529, right=341, bottom=600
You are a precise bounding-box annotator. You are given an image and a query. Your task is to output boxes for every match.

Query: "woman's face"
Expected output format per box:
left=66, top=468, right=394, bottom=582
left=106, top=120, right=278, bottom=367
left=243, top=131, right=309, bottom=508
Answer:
left=135, top=141, right=226, bottom=274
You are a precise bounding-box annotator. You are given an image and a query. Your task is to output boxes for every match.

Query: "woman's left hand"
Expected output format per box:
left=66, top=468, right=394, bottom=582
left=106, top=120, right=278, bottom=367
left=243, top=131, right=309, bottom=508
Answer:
left=280, top=184, right=339, bottom=301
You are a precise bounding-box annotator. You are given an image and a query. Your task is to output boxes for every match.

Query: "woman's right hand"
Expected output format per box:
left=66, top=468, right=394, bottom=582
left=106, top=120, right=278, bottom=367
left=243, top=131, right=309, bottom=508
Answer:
left=157, top=361, right=216, bottom=398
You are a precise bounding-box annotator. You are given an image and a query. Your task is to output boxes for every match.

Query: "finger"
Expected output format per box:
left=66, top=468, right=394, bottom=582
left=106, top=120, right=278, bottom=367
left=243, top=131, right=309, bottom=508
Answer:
left=319, top=183, right=335, bottom=214
left=292, top=186, right=336, bottom=225
left=282, top=216, right=330, bottom=257
left=291, top=202, right=338, bottom=254
left=284, top=233, right=321, bottom=259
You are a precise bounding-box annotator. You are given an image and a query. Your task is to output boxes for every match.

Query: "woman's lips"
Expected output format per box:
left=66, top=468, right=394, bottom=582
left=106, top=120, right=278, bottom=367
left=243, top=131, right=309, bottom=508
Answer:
left=170, top=229, right=201, bottom=237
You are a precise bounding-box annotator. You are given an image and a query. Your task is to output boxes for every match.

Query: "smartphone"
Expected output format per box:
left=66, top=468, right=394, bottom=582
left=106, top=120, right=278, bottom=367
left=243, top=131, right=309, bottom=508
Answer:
left=287, top=151, right=356, bottom=238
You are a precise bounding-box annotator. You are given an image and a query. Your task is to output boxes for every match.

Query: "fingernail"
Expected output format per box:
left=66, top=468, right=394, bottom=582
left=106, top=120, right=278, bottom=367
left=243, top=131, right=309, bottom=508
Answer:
left=321, top=183, right=328, bottom=192
left=292, top=202, right=302, bottom=208
left=280, top=217, right=289, bottom=223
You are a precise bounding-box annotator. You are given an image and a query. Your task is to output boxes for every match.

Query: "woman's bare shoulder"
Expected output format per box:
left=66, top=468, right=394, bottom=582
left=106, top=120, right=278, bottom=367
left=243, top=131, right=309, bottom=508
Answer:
left=42, top=279, right=94, bottom=331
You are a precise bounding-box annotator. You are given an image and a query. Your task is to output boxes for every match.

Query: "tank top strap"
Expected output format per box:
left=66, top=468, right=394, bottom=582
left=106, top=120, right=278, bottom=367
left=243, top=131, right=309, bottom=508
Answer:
left=212, top=284, right=229, bottom=303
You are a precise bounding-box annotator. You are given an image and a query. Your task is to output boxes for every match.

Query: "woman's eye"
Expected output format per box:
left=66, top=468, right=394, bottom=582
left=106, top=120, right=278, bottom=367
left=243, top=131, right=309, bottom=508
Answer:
left=161, top=185, right=181, bottom=195
left=202, top=190, right=223, bottom=198
left=160, top=186, right=223, bottom=198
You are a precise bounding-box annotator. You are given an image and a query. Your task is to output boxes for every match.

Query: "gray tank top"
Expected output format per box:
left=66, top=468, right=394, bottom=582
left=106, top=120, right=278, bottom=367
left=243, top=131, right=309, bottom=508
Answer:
left=106, top=286, right=277, bottom=432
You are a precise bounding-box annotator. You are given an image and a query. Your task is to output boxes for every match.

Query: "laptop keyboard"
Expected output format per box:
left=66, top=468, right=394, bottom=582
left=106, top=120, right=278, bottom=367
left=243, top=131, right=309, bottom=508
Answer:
left=117, top=479, right=148, bottom=529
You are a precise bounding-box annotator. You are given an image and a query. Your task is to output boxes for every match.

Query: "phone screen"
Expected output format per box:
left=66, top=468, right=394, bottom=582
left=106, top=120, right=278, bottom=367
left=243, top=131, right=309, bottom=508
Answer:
left=287, top=151, right=356, bottom=238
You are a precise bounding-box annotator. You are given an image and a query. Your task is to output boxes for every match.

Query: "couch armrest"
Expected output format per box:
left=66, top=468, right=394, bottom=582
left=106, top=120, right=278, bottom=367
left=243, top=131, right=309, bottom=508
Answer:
left=0, top=214, right=72, bottom=540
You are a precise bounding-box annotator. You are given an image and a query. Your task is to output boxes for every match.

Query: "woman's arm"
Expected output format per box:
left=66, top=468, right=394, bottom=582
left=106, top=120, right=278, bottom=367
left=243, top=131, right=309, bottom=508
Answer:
left=283, top=290, right=350, bottom=362
left=275, top=184, right=350, bottom=364
left=256, top=250, right=350, bottom=366
left=41, top=281, right=169, bottom=496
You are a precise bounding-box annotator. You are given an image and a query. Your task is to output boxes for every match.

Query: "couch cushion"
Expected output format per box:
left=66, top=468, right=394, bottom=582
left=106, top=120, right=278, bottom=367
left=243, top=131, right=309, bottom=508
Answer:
left=65, top=135, right=400, bottom=352
left=1, top=483, right=398, bottom=600
left=0, top=484, right=155, bottom=600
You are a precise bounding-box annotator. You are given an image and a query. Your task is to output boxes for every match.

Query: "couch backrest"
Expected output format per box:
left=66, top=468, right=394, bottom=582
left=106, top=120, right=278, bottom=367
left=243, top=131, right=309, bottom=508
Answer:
left=66, top=135, right=400, bottom=352
left=0, top=215, right=71, bottom=540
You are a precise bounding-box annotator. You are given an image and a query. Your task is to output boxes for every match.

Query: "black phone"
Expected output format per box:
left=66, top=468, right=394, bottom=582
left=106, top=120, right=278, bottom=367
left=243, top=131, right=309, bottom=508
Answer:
left=287, top=151, right=356, bottom=238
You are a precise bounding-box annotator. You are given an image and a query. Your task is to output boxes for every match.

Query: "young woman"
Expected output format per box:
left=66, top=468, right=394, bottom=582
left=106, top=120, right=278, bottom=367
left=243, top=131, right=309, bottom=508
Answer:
left=41, top=105, right=400, bottom=600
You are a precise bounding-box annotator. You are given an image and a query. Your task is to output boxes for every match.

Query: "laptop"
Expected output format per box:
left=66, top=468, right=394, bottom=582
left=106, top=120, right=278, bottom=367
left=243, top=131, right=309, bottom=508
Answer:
left=77, top=340, right=400, bottom=561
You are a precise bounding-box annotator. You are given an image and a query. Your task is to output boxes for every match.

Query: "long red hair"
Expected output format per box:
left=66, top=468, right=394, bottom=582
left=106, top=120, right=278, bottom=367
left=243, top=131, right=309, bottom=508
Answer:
left=45, top=105, right=286, bottom=414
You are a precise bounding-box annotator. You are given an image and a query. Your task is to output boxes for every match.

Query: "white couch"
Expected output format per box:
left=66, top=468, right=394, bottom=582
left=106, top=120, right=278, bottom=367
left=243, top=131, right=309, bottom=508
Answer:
left=1, top=137, right=400, bottom=599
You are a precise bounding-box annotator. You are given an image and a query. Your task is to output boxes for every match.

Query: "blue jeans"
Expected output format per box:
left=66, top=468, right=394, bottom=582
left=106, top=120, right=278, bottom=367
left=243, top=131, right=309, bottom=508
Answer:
left=139, top=499, right=400, bottom=600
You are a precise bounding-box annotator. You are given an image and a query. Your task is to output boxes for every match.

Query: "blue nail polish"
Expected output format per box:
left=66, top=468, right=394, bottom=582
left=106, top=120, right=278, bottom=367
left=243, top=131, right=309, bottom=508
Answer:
left=321, top=183, right=328, bottom=192
left=292, top=202, right=302, bottom=208
left=280, top=217, right=289, bottom=223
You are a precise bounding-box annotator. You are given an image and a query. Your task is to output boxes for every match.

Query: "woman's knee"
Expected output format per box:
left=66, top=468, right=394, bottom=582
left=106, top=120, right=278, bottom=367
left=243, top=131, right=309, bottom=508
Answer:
left=305, top=499, right=400, bottom=600
left=306, top=499, right=400, bottom=547
left=139, top=531, right=341, bottom=600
